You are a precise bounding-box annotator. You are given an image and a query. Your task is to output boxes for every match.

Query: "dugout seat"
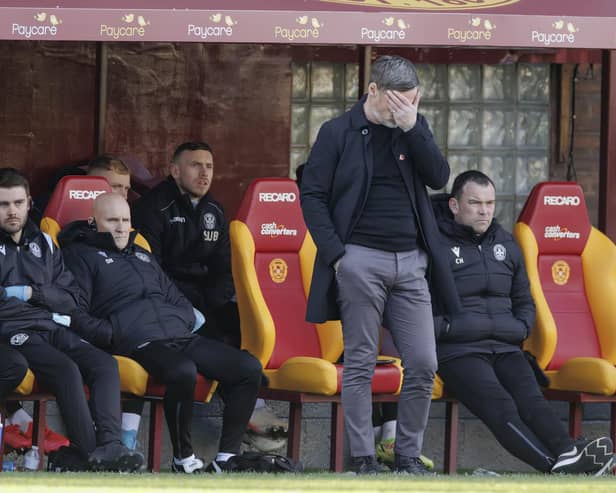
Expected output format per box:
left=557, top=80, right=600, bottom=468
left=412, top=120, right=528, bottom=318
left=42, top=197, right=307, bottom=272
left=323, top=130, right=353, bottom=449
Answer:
left=514, top=181, right=616, bottom=443
left=230, top=178, right=458, bottom=472
left=34, top=175, right=217, bottom=471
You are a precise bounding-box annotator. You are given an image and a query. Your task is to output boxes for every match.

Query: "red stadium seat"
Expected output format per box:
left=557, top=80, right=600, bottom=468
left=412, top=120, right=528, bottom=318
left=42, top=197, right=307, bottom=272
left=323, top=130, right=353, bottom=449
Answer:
left=40, top=175, right=112, bottom=245
left=514, top=181, right=616, bottom=444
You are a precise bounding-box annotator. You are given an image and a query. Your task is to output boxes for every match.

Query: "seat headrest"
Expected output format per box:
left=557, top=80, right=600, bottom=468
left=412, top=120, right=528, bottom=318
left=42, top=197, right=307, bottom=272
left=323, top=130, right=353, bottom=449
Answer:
left=235, top=178, right=306, bottom=252
left=517, top=181, right=591, bottom=255
left=43, top=175, right=112, bottom=228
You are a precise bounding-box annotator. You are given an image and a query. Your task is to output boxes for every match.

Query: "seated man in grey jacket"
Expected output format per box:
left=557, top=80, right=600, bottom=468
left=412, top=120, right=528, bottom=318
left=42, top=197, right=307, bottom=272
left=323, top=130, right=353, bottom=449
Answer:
left=433, top=170, right=613, bottom=475
left=60, top=192, right=263, bottom=473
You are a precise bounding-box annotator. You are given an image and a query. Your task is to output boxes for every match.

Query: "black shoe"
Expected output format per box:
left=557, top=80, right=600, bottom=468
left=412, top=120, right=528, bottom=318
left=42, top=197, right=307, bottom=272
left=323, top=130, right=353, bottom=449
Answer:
left=205, top=458, right=237, bottom=473
left=88, top=441, right=144, bottom=472
left=348, top=455, right=381, bottom=475
left=393, top=454, right=434, bottom=475
left=551, top=436, right=613, bottom=475
left=47, top=445, right=89, bottom=472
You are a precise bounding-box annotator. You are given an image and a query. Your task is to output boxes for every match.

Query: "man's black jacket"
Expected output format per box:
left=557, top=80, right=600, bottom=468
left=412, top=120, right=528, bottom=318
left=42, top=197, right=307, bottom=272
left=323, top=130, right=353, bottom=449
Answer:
left=0, top=221, right=78, bottom=339
left=300, top=95, right=461, bottom=322
left=131, top=176, right=234, bottom=312
left=59, top=221, right=196, bottom=356
left=431, top=194, right=536, bottom=363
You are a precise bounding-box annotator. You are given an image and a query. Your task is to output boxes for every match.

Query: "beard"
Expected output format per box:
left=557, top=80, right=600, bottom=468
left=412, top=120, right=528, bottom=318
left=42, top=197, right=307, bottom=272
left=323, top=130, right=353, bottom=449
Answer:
left=1, top=215, right=26, bottom=236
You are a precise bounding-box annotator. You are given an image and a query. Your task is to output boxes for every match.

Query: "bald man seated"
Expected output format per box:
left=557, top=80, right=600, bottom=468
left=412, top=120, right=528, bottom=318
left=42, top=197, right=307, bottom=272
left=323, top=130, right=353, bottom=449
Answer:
left=59, top=193, right=263, bottom=473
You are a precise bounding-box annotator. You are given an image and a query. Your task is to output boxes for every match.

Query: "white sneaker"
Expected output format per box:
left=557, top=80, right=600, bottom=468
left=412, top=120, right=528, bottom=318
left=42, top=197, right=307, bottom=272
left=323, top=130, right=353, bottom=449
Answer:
left=171, top=454, right=204, bottom=473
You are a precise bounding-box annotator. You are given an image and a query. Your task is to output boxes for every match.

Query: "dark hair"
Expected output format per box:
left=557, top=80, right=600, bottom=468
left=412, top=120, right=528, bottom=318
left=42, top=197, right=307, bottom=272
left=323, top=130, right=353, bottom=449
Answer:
left=172, top=142, right=213, bottom=163
left=370, top=55, right=419, bottom=91
left=450, top=170, right=495, bottom=200
left=0, top=167, right=30, bottom=195
left=88, top=154, right=129, bottom=175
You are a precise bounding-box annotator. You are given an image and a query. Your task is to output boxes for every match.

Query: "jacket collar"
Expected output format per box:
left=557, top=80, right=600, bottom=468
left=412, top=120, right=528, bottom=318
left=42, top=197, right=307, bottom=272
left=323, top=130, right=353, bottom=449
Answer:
left=58, top=219, right=139, bottom=254
left=164, top=175, right=211, bottom=211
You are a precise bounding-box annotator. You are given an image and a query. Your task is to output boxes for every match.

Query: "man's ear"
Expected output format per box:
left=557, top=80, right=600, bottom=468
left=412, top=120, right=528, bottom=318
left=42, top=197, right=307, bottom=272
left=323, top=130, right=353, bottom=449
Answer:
left=169, top=161, right=180, bottom=180
left=88, top=217, right=97, bottom=230
left=448, top=197, right=459, bottom=215
left=367, top=82, right=378, bottom=97
left=27, top=196, right=32, bottom=212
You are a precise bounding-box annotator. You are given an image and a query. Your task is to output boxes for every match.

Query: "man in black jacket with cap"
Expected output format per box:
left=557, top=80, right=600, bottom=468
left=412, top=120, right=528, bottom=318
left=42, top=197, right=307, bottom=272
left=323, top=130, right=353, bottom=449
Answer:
left=60, top=192, right=262, bottom=473
left=433, top=170, right=613, bottom=475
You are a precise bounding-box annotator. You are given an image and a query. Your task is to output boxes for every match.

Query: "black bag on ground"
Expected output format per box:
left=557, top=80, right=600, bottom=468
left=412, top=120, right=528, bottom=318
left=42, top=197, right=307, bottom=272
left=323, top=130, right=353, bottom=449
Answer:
left=227, top=452, right=303, bottom=473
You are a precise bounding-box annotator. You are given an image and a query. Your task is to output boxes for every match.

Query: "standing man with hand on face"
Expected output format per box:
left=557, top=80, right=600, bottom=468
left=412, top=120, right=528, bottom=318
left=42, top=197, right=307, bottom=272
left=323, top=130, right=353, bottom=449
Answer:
left=301, top=55, right=460, bottom=475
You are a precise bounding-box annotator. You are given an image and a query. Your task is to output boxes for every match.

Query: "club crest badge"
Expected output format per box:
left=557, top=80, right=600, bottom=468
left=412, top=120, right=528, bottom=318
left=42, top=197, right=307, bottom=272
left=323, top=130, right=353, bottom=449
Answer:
left=493, top=244, right=506, bottom=261
left=552, top=260, right=570, bottom=286
left=10, top=333, right=29, bottom=346
left=269, top=258, right=288, bottom=284
left=203, top=213, right=216, bottom=231
left=135, top=252, right=151, bottom=263
left=29, top=242, right=42, bottom=258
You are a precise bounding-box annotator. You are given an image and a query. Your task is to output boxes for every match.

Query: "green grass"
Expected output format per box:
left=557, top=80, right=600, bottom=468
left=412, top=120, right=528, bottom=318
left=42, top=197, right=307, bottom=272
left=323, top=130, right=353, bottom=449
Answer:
left=0, top=473, right=614, bottom=492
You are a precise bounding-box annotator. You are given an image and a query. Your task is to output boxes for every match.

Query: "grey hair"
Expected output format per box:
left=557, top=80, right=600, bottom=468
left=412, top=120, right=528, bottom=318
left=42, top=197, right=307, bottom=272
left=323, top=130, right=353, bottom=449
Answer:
left=369, top=55, right=420, bottom=91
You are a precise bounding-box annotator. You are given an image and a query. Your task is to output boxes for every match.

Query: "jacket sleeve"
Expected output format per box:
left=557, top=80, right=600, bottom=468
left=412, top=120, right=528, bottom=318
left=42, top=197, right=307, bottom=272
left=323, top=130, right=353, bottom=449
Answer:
left=28, top=246, right=78, bottom=313
left=402, top=114, right=450, bottom=190
left=62, top=247, right=113, bottom=349
left=132, top=198, right=164, bottom=263
left=0, top=289, right=53, bottom=323
left=300, top=121, right=346, bottom=266
left=510, top=246, right=536, bottom=337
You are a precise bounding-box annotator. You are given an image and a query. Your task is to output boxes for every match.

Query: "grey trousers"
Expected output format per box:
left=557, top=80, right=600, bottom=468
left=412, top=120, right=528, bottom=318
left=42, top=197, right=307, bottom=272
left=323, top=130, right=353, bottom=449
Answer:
left=336, top=244, right=437, bottom=458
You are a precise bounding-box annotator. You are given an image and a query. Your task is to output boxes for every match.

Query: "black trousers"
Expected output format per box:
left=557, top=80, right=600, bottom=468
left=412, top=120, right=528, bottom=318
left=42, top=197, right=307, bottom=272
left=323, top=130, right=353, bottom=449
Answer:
left=7, top=329, right=122, bottom=455
left=0, top=344, right=28, bottom=403
left=130, top=336, right=261, bottom=459
left=195, top=301, right=242, bottom=349
left=438, top=350, right=573, bottom=472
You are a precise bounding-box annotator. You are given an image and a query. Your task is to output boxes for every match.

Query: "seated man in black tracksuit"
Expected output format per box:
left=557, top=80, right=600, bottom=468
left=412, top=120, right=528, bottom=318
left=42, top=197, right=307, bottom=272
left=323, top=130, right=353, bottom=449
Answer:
left=131, top=141, right=287, bottom=449
left=59, top=192, right=263, bottom=473
left=0, top=167, right=142, bottom=472
left=433, top=170, right=613, bottom=475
